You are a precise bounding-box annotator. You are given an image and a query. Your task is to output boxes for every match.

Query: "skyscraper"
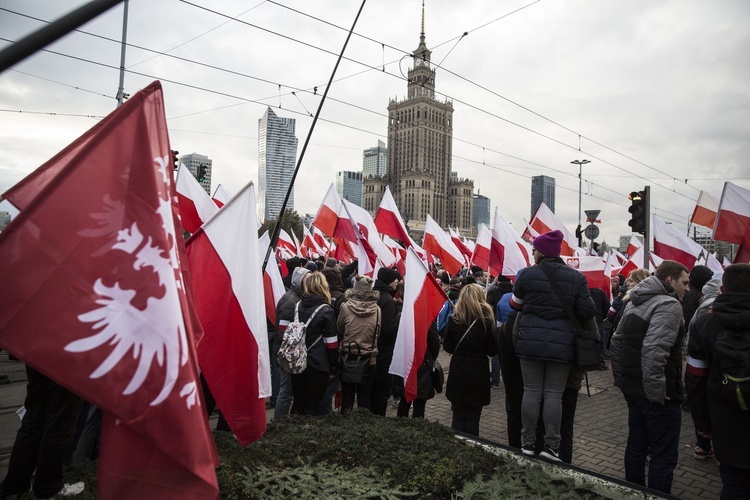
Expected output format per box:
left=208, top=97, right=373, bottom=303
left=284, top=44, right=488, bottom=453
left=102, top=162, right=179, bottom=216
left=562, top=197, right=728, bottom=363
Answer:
left=336, top=171, right=363, bottom=206
left=363, top=4, right=473, bottom=233
left=179, top=153, right=212, bottom=195
left=473, top=193, right=490, bottom=230
left=363, top=140, right=387, bottom=178
left=258, top=107, right=298, bottom=221
left=530, top=175, right=556, bottom=218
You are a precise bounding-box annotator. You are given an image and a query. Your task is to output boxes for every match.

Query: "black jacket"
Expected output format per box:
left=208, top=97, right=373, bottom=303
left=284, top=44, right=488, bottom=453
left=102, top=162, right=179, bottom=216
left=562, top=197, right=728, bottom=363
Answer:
left=296, top=294, right=338, bottom=373
left=686, top=292, right=750, bottom=469
left=442, top=316, right=497, bottom=407
left=373, top=280, right=399, bottom=353
left=511, top=258, right=596, bottom=363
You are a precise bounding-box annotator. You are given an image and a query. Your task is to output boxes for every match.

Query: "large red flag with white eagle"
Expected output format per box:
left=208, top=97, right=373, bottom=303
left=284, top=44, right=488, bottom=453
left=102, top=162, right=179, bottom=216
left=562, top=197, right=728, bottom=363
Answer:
left=423, top=215, right=466, bottom=276
left=176, top=163, right=218, bottom=233
left=186, top=181, right=271, bottom=445
left=0, top=82, right=219, bottom=499
left=652, top=215, right=703, bottom=269
left=389, top=248, right=447, bottom=402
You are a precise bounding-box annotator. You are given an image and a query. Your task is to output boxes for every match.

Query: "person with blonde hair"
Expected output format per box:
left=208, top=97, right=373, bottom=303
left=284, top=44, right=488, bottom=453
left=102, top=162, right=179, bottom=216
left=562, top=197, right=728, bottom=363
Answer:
left=441, top=283, right=497, bottom=436
left=290, top=272, right=338, bottom=415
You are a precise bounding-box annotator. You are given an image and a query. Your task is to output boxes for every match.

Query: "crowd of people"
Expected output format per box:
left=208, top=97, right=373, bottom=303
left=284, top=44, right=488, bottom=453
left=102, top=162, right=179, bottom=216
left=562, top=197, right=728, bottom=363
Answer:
left=2, top=229, right=748, bottom=499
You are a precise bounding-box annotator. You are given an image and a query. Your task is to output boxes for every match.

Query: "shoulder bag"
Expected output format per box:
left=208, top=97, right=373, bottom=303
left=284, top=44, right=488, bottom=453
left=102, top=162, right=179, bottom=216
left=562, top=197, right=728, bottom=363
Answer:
left=539, top=264, right=602, bottom=372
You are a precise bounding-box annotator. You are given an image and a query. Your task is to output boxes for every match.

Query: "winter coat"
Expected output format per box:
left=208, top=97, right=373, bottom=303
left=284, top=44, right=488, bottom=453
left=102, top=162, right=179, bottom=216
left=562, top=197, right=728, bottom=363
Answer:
left=275, top=267, right=309, bottom=343
left=610, top=276, right=685, bottom=403
left=337, top=287, right=381, bottom=364
left=392, top=323, right=441, bottom=400
left=296, top=294, right=338, bottom=373
left=589, top=287, right=611, bottom=338
left=686, top=292, right=750, bottom=470
left=322, top=267, right=346, bottom=317
left=442, top=315, right=497, bottom=407
left=373, top=280, right=399, bottom=353
left=486, top=279, right=513, bottom=318
left=511, top=257, right=596, bottom=363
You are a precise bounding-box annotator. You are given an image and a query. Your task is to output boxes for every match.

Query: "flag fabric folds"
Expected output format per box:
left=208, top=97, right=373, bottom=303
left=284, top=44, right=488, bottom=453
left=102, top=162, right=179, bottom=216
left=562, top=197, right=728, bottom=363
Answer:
left=176, top=163, right=219, bottom=233
left=211, top=184, right=233, bottom=208
left=690, top=190, right=719, bottom=230
left=389, top=248, right=446, bottom=402
left=652, top=215, right=704, bottom=269
left=311, top=183, right=341, bottom=238
left=713, top=182, right=750, bottom=248
left=0, top=81, right=219, bottom=499
left=186, top=181, right=271, bottom=446
left=525, top=202, right=578, bottom=256
left=260, top=231, right=287, bottom=326
left=374, top=186, right=419, bottom=249
left=449, top=227, right=473, bottom=262
left=490, top=209, right=530, bottom=276
left=625, top=234, right=643, bottom=257
left=423, top=215, right=466, bottom=276
left=471, top=223, right=492, bottom=271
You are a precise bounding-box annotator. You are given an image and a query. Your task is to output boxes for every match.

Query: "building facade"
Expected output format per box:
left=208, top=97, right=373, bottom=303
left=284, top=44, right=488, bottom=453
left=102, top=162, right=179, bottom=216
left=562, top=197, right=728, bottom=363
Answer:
left=258, top=107, right=298, bottom=222
left=179, top=153, right=212, bottom=195
left=363, top=140, right=388, bottom=178
left=473, top=193, right=491, bottom=231
left=0, top=211, right=11, bottom=231
left=531, top=175, right=555, bottom=218
left=336, top=170, right=363, bottom=206
left=363, top=9, right=473, bottom=235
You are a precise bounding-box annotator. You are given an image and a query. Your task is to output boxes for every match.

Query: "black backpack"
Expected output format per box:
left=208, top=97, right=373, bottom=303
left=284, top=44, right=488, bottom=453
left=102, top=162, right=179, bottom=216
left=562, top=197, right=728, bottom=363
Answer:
left=713, top=328, right=750, bottom=411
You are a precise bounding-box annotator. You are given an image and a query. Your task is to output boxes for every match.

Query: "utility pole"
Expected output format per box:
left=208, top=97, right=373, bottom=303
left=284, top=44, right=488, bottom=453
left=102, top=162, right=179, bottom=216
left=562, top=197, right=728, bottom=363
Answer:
left=115, top=0, right=129, bottom=107
left=571, top=159, right=591, bottom=246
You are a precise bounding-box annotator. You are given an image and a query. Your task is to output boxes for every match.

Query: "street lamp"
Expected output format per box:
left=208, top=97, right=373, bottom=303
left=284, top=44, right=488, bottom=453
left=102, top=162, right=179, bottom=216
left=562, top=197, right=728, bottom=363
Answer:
left=571, top=159, right=591, bottom=246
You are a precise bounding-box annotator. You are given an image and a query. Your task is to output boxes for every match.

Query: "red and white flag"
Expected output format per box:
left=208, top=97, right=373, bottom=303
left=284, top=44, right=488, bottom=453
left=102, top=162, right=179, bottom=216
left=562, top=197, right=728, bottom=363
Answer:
left=612, top=248, right=628, bottom=265
left=706, top=252, right=724, bottom=279
left=260, top=231, right=287, bottom=326
left=423, top=215, right=466, bottom=276
left=449, top=226, right=473, bottom=262
left=0, top=82, right=219, bottom=499
left=290, top=229, right=305, bottom=258
left=211, top=184, right=233, bottom=208
left=652, top=215, right=704, bottom=269
left=650, top=252, right=664, bottom=271
left=277, top=228, right=298, bottom=258
left=463, top=237, right=476, bottom=254
left=303, top=223, right=326, bottom=257
left=187, top=181, right=271, bottom=446
left=525, top=202, right=578, bottom=256
left=312, top=225, right=330, bottom=253
left=621, top=245, right=646, bottom=277
left=713, top=182, right=750, bottom=248
left=339, top=199, right=396, bottom=274
left=723, top=256, right=732, bottom=268
left=690, top=190, right=719, bottom=230
left=625, top=234, right=643, bottom=257
left=563, top=256, right=611, bottom=299
left=374, top=186, right=420, bottom=250
left=490, top=209, right=530, bottom=277
left=311, top=183, right=340, bottom=238
left=471, top=223, right=492, bottom=271
left=389, top=248, right=446, bottom=402
left=176, top=163, right=218, bottom=233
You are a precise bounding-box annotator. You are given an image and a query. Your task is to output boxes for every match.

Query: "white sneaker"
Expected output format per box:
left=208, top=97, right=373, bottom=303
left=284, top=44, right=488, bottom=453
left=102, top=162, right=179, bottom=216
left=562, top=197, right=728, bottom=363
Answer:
left=56, top=482, right=85, bottom=497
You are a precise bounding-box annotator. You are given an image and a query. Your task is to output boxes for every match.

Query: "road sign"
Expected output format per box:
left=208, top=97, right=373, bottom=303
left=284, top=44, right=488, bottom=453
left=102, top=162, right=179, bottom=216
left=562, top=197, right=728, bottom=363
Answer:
left=584, top=224, right=600, bottom=240
left=585, top=209, right=601, bottom=223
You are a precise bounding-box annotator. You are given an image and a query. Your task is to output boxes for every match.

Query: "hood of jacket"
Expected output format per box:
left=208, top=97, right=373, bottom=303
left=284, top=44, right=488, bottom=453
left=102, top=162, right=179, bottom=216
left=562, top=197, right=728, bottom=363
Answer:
left=629, top=276, right=674, bottom=306
left=373, top=280, right=396, bottom=296
left=301, top=293, right=328, bottom=308
left=291, top=267, right=310, bottom=294
left=343, top=296, right=379, bottom=317
left=711, top=292, right=750, bottom=331
left=321, top=267, right=345, bottom=293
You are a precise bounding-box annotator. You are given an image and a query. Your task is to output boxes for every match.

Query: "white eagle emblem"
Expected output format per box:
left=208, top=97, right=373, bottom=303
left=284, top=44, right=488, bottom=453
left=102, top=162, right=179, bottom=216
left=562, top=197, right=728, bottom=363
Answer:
left=66, top=155, right=198, bottom=408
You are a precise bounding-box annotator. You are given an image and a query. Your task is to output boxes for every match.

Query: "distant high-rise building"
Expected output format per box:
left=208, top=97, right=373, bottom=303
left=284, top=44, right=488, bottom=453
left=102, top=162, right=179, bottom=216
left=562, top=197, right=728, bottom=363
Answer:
left=363, top=140, right=387, bottom=178
left=179, top=153, right=212, bottom=195
left=530, top=175, right=555, bottom=218
left=336, top=171, right=363, bottom=206
left=258, top=107, right=298, bottom=221
left=0, top=211, right=11, bottom=230
left=473, top=193, right=490, bottom=230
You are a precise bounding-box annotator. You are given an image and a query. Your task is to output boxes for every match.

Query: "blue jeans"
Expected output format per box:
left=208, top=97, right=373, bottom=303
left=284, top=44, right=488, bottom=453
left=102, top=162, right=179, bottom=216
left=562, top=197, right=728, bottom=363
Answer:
left=274, top=370, right=293, bottom=420
left=519, top=358, right=571, bottom=450
left=623, top=394, right=681, bottom=495
left=268, top=329, right=280, bottom=405
left=491, top=355, right=500, bottom=386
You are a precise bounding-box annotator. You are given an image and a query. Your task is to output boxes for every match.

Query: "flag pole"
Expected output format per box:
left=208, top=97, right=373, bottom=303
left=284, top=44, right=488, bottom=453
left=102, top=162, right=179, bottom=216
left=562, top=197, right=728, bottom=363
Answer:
left=263, top=0, right=367, bottom=272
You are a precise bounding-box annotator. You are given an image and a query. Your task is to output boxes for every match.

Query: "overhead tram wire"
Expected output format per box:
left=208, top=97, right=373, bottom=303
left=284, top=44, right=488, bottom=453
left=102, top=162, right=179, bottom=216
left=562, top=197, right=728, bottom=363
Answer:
left=0, top=35, right=688, bottom=224
left=9, top=69, right=116, bottom=100
left=1, top=3, right=699, bottom=205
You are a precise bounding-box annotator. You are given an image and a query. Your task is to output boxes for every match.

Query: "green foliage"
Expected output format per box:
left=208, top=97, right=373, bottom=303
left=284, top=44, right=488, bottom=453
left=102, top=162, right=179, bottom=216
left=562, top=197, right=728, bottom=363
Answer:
left=460, top=464, right=607, bottom=499
left=259, top=208, right=302, bottom=241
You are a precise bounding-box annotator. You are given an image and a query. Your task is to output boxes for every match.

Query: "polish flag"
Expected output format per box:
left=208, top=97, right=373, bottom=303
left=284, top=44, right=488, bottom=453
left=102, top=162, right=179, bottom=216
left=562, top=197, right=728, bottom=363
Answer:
left=312, top=225, right=330, bottom=253
left=176, top=163, right=218, bottom=233
left=612, top=248, right=628, bottom=265
left=490, top=209, right=530, bottom=277
left=723, top=256, right=732, bottom=268
left=277, top=228, right=298, bottom=257
left=734, top=245, right=750, bottom=264
left=521, top=221, right=540, bottom=242
left=621, top=245, right=646, bottom=277
left=713, top=182, right=750, bottom=248
left=449, top=227, right=473, bottom=261
left=625, top=234, right=643, bottom=257
left=563, top=256, right=611, bottom=298
left=290, top=230, right=305, bottom=258
left=706, top=253, right=724, bottom=279
left=652, top=215, right=704, bottom=269
left=211, top=184, right=233, bottom=208
left=312, top=183, right=341, bottom=238
left=650, top=252, right=664, bottom=271
left=303, top=224, right=326, bottom=257
left=340, top=199, right=396, bottom=268
left=690, top=190, right=719, bottom=230
left=186, top=181, right=271, bottom=446
left=374, top=186, right=420, bottom=250
left=526, top=202, right=578, bottom=256
left=423, top=215, right=466, bottom=276
left=259, top=231, right=287, bottom=326
left=471, top=223, right=492, bottom=271
left=389, top=248, right=447, bottom=402
left=0, top=82, right=219, bottom=498
left=463, top=237, right=476, bottom=254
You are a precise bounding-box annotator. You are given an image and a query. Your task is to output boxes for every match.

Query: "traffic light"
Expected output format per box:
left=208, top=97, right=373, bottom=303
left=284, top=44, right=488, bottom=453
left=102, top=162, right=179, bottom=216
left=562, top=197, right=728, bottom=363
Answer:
left=171, top=150, right=179, bottom=169
left=197, top=165, right=206, bottom=182
left=628, top=191, right=647, bottom=234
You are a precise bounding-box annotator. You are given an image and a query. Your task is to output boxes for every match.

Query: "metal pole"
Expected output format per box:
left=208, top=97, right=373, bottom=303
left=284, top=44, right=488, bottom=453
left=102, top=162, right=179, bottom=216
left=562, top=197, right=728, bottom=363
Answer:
left=0, top=0, right=123, bottom=74
left=578, top=163, right=582, bottom=242
left=116, top=0, right=129, bottom=107
left=643, top=185, right=651, bottom=270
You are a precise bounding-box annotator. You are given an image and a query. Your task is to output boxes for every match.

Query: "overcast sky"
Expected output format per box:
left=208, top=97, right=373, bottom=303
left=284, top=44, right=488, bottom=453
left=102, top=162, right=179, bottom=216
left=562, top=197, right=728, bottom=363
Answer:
left=1, top=0, right=748, bottom=246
